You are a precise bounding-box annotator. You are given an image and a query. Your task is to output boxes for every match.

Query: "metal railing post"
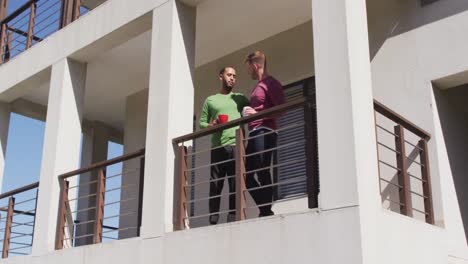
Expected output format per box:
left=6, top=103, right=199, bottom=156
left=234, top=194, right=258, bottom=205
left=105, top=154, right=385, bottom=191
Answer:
left=0, top=0, right=9, bottom=20
left=0, top=0, right=7, bottom=63
left=394, top=124, right=412, bottom=217
left=137, top=157, right=145, bottom=236
left=60, top=0, right=73, bottom=28
left=0, top=24, right=6, bottom=64
left=30, top=189, right=39, bottom=244
left=26, top=2, right=36, bottom=49
left=174, top=146, right=187, bottom=231
left=55, top=180, right=69, bottom=250
left=73, top=0, right=81, bottom=21
left=2, top=197, right=14, bottom=258
left=235, top=129, right=247, bottom=221
left=3, top=30, right=11, bottom=61
left=304, top=99, right=319, bottom=209
left=93, top=169, right=106, bottom=244
left=419, top=139, right=434, bottom=224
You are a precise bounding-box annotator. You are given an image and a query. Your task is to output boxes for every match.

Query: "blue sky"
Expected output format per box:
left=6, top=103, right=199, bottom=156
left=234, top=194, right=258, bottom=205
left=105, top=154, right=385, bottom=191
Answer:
left=2, top=113, right=45, bottom=192
left=8, top=1, right=28, bottom=12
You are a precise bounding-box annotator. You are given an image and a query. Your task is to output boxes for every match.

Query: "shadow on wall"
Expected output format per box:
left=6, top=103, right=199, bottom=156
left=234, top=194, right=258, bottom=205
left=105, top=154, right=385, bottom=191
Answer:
left=367, top=0, right=468, bottom=59
left=433, top=84, right=468, bottom=243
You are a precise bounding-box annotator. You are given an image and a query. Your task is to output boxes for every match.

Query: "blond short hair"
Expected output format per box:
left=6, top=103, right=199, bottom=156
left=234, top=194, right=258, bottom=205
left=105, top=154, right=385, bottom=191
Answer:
left=245, top=51, right=267, bottom=70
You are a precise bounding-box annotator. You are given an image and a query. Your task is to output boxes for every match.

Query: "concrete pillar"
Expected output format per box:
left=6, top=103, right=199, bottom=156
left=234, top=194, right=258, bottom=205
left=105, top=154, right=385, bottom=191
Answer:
left=32, top=58, right=86, bottom=255
left=74, top=121, right=109, bottom=246
left=312, top=0, right=380, bottom=263
left=119, top=89, right=148, bottom=239
left=0, top=102, right=10, bottom=191
left=141, top=0, right=195, bottom=238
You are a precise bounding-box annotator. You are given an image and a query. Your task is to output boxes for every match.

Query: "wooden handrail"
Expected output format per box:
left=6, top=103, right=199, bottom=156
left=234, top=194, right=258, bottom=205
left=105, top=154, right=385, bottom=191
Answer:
left=374, top=100, right=431, bottom=140
left=173, top=97, right=309, bottom=144
left=0, top=182, right=39, bottom=200
left=59, top=148, right=145, bottom=179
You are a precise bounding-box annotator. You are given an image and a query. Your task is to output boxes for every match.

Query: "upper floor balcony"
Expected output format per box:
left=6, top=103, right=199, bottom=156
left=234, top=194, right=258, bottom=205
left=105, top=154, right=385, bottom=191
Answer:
left=0, top=96, right=436, bottom=257
left=0, top=0, right=109, bottom=65
left=0, top=0, right=466, bottom=263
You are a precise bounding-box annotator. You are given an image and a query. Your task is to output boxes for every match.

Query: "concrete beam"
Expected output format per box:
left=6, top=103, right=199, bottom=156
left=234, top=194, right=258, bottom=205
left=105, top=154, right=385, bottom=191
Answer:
left=10, top=98, right=47, bottom=122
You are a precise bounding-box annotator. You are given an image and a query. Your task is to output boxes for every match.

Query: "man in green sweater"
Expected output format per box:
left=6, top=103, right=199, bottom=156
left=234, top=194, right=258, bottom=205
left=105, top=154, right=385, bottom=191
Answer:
left=199, top=66, right=250, bottom=224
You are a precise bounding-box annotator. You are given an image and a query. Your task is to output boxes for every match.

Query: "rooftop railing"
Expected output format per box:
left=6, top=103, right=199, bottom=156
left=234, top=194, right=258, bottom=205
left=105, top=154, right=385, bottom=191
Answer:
left=55, top=149, right=145, bottom=249
left=0, top=182, right=39, bottom=258
left=0, top=0, right=105, bottom=65
left=374, top=100, right=434, bottom=224
left=172, top=97, right=319, bottom=229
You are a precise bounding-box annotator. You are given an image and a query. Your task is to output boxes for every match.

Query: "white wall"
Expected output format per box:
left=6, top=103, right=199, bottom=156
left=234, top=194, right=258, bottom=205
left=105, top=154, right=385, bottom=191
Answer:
left=367, top=0, right=468, bottom=59
left=370, top=1, right=468, bottom=260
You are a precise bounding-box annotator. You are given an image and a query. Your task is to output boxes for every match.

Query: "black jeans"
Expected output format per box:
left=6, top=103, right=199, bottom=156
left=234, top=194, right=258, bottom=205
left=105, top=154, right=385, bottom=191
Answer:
left=245, top=129, right=277, bottom=216
left=209, top=146, right=236, bottom=224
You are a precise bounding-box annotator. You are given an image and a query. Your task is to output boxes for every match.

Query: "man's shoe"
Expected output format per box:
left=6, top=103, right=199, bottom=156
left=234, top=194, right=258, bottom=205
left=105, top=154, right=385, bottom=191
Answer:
left=259, top=210, right=274, bottom=217
left=227, top=213, right=236, bottom=223
left=209, top=214, right=219, bottom=225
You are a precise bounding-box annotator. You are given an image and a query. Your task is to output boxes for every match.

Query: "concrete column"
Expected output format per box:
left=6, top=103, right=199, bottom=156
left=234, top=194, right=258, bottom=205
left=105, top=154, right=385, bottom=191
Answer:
left=74, top=121, right=109, bottom=246
left=312, top=0, right=380, bottom=263
left=141, top=0, right=195, bottom=238
left=119, top=89, right=148, bottom=239
left=0, top=102, right=10, bottom=191
left=32, top=58, right=86, bottom=255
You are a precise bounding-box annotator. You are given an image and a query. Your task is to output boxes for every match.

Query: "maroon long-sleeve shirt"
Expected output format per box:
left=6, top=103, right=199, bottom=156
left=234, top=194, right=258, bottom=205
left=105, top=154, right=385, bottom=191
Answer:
left=249, top=76, right=286, bottom=131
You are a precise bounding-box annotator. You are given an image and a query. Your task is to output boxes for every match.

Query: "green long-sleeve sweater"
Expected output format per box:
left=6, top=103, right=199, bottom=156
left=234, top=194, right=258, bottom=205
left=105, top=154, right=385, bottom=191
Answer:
left=199, top=92, right=250, bottom=147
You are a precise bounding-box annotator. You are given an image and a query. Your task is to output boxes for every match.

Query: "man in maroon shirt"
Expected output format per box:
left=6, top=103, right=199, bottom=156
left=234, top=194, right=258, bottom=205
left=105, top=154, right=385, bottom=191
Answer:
left=243, top=51, right=286, bottom=217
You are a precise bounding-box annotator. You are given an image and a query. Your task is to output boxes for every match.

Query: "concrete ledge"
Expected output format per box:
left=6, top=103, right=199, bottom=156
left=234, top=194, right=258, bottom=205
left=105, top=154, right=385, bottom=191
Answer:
left=0, top=208, right=364, bottom=264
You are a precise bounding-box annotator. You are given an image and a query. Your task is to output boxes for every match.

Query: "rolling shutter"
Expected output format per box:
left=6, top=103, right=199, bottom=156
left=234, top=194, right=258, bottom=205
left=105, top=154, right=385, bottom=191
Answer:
left=276, top=78, right=317, bottom=200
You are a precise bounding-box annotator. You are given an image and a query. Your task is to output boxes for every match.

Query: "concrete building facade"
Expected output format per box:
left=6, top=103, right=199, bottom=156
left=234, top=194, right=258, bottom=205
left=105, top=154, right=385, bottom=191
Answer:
left=0, top=0, right=466, bottom=263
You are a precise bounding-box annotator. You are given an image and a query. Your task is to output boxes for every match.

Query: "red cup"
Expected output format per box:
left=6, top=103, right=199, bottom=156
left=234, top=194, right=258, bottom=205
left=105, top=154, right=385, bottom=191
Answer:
left=218, top=114, right=228, bottom=124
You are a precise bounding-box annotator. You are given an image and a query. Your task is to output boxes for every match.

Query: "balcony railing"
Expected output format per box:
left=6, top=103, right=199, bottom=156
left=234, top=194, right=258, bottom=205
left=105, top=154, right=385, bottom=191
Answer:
left=0, top=182, right=39, bottom=258
left=55, top=148, right=145, bottom=249
left=172, top=97, right=319, bottom=229
left=374, top=100, right=434, bottom=224
left=0, top=0, right=105, bottom=65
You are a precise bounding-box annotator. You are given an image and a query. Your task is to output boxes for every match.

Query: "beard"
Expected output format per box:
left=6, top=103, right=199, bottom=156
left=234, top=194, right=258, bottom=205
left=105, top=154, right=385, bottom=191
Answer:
left=223, top=80, right=234, bottom=91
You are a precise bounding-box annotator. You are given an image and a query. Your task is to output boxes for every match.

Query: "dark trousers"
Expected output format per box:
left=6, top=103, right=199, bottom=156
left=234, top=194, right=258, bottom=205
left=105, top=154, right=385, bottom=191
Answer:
left=209, top=146, right=236, bottom=223
left=245, top=129, right=277, bottom=216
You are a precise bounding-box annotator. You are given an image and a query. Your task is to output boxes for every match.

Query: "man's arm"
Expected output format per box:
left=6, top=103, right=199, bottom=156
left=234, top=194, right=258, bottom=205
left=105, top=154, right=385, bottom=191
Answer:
left=199, top=99, right=211, bottom=129
left=199, top=99, right=218, bottom=129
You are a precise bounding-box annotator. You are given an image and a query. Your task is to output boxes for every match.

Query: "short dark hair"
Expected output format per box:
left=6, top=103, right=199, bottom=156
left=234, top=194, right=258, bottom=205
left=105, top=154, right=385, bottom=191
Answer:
left=219, top=66, right=234, bottom=75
